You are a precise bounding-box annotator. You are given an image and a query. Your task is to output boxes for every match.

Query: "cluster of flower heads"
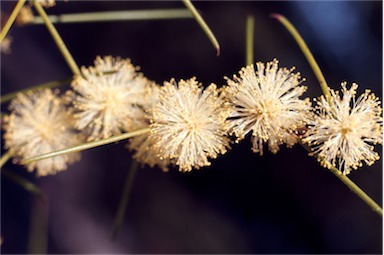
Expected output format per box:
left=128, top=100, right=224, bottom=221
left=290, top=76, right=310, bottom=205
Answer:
left=2, top=56, right=382, bottom=177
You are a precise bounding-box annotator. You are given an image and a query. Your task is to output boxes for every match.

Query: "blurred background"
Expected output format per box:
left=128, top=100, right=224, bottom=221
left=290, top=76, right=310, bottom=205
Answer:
left=1, top=1, right=382, bottom=253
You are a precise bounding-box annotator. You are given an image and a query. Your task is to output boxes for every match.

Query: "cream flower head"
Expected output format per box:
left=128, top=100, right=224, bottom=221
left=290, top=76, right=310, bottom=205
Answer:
left=224, top=59, right=311, bottom=155
left=3, top=89, right=82, bottom=176
left=150, top=78, right=230, bottom=172
left=303, top=82, right=383, bottom=175
left=68, top=56, right=150, bottom=141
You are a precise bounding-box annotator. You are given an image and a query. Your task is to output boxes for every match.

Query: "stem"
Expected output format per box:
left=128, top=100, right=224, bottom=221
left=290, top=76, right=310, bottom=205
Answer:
left=0, top=151, right=12, bottom=168
left=31, top=9, right=193, bottom=24
left=28, top=196, right=49, bottom=254
left=270, top=13, right=332, bottom=101
left=111, top=160, right=139, bottom=240
left=246, top=15, right=254, bottom=66
left=33, top=1, right=80, bottom=75
left=329, top=166, right=382, bottom=216
left=182, top=0, right=220, bottom=56
left=300, top=142, right=382, bottom=216
left=0, top=77, right=71, bottom=104
left=1, top=168, right=46, bottom=199
left=20, top=128, right=150, bottom=165
left=0, top=0, right=27, bottom=43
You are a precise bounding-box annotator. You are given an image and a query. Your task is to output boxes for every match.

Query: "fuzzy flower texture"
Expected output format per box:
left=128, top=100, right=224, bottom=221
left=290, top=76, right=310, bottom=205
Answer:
left=149, top=78, right=231, bottom=172
left=2, top=56, right=382, bottom=176
left=3, top=89, right=82, bottom=176
left=303, top=83, right=383, bottom=175
left=224, top=59, right=311, bottom=155
left=68, top=56, right=150, bottom=141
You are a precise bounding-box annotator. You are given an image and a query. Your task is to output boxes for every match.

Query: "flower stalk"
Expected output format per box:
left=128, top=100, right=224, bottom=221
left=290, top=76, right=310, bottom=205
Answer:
left=33, top=0, right=80, bottom=75
left=300, top=142, right=382, bottom=216
left=1, top=168, right=46, bottom=199
left=0, top=77, right=72, bottom=104
left=31, top=9, right=193, bottom=24
left=270, top=14, right=332, bottom=102
left=246, top=15, right=254, bottom=66
left=111, top=160, right=139, bottom=240
left=182, top=0, right=220, bottom=56
left=0, top=0, right=27, bottom=43
left=0, top=151, right=12, bottom=169
left=20, top=128, right=150, bottom=165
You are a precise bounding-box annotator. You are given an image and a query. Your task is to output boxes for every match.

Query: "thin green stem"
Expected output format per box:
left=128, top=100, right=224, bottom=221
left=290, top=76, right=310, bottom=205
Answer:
left=21, top=128, right=150, bottom=165
left=328, top=165, right=382, bottom=216
left=0, top=0, right=27, bottom=43
left=300, top=142, right=382, bottom=216
left=271, top=14, right=332, bottom=101
left=1, top=168, right=46, bottom=199
left=33, top=1, right=80, bottom=75
left=246, top=15, right=255, bottom=66
left=111, top=160, right=139, bottom=240
left=182, top=0, right=220, bottom=56
left=31, top=9, right=193, bottom=24
left=1, top=77, right=72, bottom=104
left=0, top=151, right=12, bottom=169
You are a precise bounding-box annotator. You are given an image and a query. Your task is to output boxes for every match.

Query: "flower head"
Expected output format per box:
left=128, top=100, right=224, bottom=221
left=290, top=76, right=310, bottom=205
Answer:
left=224, top=59, right=311, bottom=155
left=150, top=78, right=230, bottom=172
left=303, top=82, right=383, bottom=175
left=3, top=89, right=82, bottom=176
left=67, top=56, right=150, bottom=141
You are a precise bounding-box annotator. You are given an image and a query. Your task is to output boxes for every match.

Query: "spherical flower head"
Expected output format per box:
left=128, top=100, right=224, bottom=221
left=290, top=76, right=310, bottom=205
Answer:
left=224, top=59, right=311, bottom=155
left=303, top=82, right=383, bottom=175
left=3, top=89, right=82, bottom=176
left=67, top=56, right=150, bottom=141
left=150, top=78, right=231, bottom=172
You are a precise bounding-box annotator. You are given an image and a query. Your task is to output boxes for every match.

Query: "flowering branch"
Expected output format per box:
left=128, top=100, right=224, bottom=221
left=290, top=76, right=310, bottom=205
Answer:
left=182, top=0, right=220, bottom=56
left=0, top=0, right=27, bottom=43
left=31, top=9, right=193, bottom=24
left=33, top=0, right=80, bottom=75
left=269, top=14, right=383, bottom=216
left=246, top=15, right=254, bottom=66
left=20, top=128, right=150, bottom=165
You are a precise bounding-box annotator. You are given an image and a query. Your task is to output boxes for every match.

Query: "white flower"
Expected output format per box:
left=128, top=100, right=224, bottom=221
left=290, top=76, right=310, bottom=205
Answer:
left=3, top=89, right=82, bottom=176
left=150, top=78, right=230, bottom=172
left=67, top=56, right=150, bottom=141
left=224, top=59, right=311, bottom=155
left=303, top=82, right=383, bottom=175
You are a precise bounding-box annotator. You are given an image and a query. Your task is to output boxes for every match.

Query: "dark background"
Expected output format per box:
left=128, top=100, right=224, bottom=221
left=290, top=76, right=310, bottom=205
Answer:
left=1, top=1, right=382, bottom=254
